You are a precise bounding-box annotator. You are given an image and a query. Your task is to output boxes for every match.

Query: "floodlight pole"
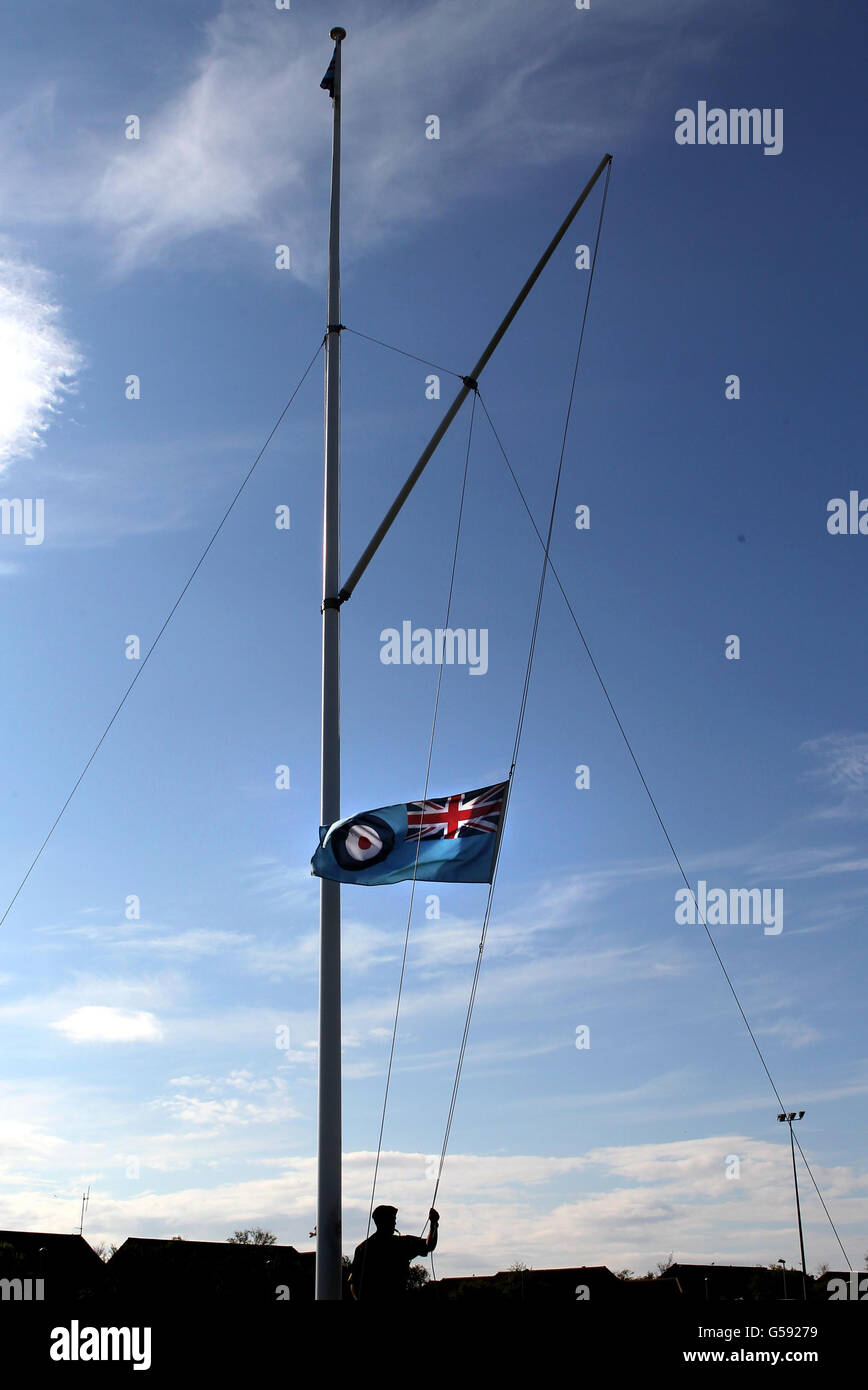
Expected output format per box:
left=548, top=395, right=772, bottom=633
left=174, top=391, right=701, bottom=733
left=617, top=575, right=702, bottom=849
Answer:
left=778, top=1111, right=808, bottom=1300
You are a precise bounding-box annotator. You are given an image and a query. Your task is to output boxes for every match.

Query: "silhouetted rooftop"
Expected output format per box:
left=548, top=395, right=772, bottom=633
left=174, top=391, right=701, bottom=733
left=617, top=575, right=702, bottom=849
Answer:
left=0, top=1229, right=106, bottom=1301
left=104, top=1236, right=318, bottom=1302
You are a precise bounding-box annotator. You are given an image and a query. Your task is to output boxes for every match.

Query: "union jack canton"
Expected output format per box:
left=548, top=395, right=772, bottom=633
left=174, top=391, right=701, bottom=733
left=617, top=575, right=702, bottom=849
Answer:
left=406, top=782, right=507, bottom=842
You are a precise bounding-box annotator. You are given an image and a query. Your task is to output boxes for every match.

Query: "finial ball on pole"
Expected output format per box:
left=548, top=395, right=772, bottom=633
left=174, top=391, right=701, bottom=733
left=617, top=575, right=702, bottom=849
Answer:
left=330, top=27, right=346, bottom=40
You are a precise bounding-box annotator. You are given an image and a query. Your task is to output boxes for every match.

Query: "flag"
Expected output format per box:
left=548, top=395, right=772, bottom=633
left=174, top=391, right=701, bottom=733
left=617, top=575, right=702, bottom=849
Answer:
left=311, top=782, right=508, bottom=886
left=320, top=47, right=337, bottom=95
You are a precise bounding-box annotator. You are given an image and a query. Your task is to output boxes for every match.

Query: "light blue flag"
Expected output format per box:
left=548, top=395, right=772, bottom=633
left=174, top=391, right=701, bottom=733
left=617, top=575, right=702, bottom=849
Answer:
left=311, top=782, right=508, bottom=886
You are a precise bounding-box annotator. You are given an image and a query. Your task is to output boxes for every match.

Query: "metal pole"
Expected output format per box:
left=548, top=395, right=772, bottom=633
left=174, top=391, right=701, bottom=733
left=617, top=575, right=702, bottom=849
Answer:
left=338, top=152, right=613, bottom=603
left=788, top=1119, right=808, bottom=1300
left=316, top=24, right=346, bottom=1302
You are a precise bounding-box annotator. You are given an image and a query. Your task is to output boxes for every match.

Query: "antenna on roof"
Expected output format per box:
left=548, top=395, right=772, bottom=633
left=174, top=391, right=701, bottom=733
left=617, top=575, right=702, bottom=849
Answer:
left=78, top=1185, right=91, bottom=1236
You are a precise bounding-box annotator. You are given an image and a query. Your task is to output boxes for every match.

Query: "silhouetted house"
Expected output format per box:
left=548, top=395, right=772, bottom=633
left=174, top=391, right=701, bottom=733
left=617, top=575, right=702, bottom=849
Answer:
left=623, top=1274, right=683, bottom=1301
left=666, top=1263, right=800, bottom=1301
left=427, top=1265, right=623, bottom=1302
left=0, top=1230, right=106, bottom=1303
left=104, top=1237, right=316, bottom=1303
left=424, top=1271, right=498, bottom=1301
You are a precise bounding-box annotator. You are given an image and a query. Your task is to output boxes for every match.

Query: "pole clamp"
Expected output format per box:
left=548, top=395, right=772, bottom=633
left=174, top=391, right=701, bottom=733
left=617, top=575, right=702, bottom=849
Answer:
left=461, top=375, right=478, bottom=392
left=321, top=595, right=343, bottom=613
left=326, top=323, right=345, bottom=335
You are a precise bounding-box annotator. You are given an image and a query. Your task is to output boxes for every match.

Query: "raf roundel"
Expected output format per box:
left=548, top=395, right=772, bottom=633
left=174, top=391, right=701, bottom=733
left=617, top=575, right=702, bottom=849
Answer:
left=331, top=813, right=395, bottom=871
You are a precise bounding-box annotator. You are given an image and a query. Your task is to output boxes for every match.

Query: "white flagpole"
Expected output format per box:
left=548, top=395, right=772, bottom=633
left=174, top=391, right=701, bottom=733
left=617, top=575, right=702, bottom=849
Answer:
left=316, top=24, right=346, bottom=1302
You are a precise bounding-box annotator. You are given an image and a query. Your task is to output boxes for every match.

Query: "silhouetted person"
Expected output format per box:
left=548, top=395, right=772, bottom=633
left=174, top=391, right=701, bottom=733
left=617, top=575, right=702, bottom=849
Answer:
left=349, top=1205, right=439, bottom=1301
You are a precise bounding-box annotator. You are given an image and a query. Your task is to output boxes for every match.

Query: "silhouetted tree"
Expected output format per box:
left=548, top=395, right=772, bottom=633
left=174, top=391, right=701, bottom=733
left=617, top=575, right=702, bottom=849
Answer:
left=407, top=1264, right=430, bottom=1292
left=502, top=1262, right=532, bottom=1299
left=227, top=1228, right=277, bottom=1246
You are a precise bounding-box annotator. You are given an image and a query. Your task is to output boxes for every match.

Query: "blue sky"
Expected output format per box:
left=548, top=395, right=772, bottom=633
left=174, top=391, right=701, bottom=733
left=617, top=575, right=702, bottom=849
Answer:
left=0, top=0, right=866, bottom=1278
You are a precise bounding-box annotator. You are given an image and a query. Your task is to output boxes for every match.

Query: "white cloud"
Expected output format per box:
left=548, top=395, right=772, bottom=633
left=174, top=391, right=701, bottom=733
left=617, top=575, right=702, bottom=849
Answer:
left=0, top=970, right=186, bottom=1034
left=111, top=928, right=253, bottom=957
left=0, top=247, right=82, bottom=469
left=0, top=1117, right=67, bottom=1174
left=154, top=1091, right=296, bottom=1130
left=242, top=867, right=689, bottom=985
left=0, top=0, right=742, bottom=281
left=2, top=1135, right=863, bottom=1276
left=93, top=0, right=673, bottom=279
left=243, top=859, right=319, bottom=912
left=51, top=1005, right=163, bottom=1043
left=803, top=733, right=868, bottom=790
left=756, top=1018, right=822, bottom=1050
left=802, top=733, right=868, bottom=820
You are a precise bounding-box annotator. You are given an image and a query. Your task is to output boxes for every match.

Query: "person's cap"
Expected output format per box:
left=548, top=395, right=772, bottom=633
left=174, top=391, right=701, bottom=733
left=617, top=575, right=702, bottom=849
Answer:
left=372, top=1204, right=398, bottom=1222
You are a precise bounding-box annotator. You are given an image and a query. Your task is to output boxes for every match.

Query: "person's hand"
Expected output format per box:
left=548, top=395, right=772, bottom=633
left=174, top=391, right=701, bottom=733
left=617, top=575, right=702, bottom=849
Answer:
left=429, top=1207, right=439, bottom=1225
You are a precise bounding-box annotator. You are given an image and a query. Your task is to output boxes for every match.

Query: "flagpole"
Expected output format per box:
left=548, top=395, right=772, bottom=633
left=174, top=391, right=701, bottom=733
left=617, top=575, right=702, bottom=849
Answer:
left=317, top=24, right=346, bottom=1302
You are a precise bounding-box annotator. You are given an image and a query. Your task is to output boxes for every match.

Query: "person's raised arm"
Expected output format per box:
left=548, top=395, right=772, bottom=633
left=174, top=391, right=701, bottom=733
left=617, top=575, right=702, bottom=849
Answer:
left=425, top=1208, right=439, bottom=1253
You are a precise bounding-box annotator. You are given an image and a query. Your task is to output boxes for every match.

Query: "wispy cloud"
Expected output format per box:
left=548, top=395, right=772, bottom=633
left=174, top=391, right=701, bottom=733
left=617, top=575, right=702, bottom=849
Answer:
left=45, top=922, right=256, bottom=959
left=0, top=0, right=740, bottom=281
left=802, top=733, right=868, bottom=820
left=153, top=1073, right=298, bottom=1131
left=755, top=1017, right=822, bottom=1050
